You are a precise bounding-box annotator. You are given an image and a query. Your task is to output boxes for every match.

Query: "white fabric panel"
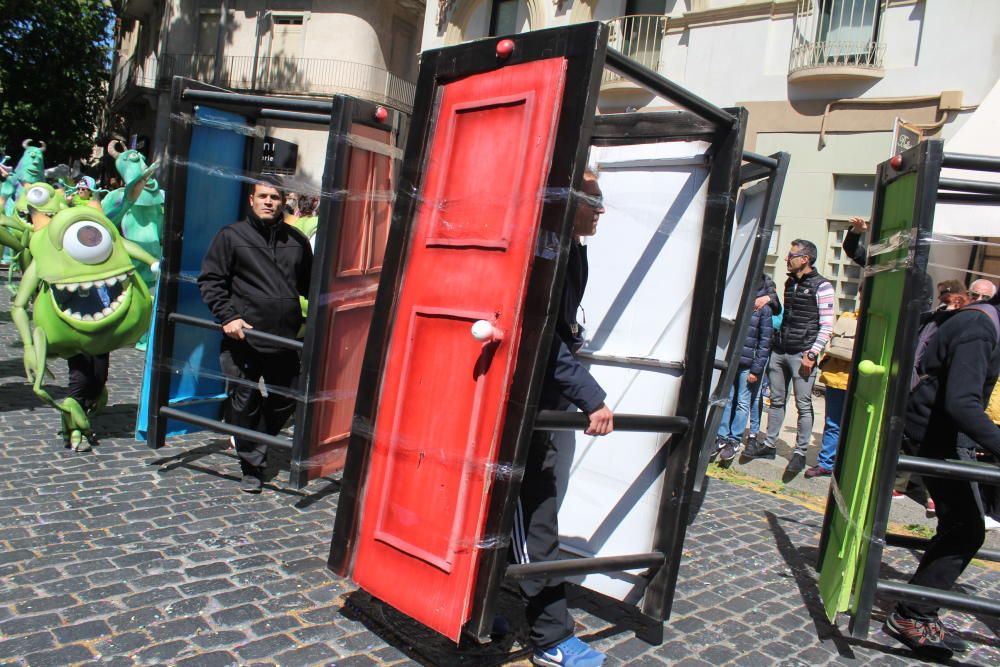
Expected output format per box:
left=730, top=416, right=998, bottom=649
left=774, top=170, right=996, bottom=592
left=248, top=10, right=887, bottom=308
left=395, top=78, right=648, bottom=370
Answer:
left=556, top=141, right=711, bottom=603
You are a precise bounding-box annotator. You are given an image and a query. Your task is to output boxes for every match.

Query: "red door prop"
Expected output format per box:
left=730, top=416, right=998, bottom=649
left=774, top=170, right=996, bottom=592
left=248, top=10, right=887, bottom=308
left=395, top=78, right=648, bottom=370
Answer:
left=350, top=59, right=568, bottom=640
left=309, top=124, right=393, bottom=479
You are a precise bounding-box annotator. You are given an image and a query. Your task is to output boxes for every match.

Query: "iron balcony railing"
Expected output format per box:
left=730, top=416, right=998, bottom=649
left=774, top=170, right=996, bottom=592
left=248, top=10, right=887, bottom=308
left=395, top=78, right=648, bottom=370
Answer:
left=603, top=15, right=666, bottom=84
left=789, top=0, right=887, bottom=75
left=110, top=52, right=416, bottom=113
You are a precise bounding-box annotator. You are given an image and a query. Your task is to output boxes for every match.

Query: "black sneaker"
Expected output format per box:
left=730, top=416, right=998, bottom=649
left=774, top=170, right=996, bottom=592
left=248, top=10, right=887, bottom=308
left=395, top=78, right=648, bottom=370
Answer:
left=743, top=439, right=776, bottom=460
left=240, top=475, right=263, bottom=494
left=786, top=453, right=806, bottom=475
left=884, top=612, right=953, bottom=660
left=719, top=439, right=741, bottom=462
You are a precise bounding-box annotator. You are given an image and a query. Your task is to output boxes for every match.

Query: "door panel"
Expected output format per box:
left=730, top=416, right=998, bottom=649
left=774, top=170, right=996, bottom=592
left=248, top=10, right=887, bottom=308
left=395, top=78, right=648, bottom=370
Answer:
left=306, top=123, right=394, bottom=480
left=818, top=172, right=915, bottom=620
left=349, top=58, right=568, bottom=641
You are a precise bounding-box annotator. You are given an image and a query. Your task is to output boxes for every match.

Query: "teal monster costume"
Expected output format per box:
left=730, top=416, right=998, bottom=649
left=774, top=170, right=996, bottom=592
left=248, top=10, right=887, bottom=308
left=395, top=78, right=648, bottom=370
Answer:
left=0, top=139, right=46, bottom=215
left=12, top=207, right=158, bottom=450
left=0, top=140, right=46, bottom=263
left=101, top=140, right=164, bottom=288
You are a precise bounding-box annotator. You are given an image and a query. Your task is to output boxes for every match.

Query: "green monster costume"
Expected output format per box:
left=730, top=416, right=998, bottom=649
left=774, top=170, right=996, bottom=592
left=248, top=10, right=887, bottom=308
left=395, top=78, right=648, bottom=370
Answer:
left=12, top=207, right=158, bottom=450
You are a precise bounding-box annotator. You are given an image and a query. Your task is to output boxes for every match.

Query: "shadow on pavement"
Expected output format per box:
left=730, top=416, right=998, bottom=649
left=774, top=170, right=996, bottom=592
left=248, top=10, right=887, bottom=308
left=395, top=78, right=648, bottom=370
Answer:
left=765, top=510, right=998, bottom=665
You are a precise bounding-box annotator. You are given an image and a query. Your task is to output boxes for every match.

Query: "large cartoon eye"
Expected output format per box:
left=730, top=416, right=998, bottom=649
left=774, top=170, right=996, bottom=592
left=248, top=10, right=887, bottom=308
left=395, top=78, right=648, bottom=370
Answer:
left=64, top=221, right=113, bottom=264
left=26, top=186, right=50, bottom=207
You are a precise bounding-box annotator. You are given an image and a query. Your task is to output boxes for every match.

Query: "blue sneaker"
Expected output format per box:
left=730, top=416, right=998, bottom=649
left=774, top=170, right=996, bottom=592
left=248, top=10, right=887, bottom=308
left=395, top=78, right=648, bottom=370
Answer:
left=532, top=636, right=605, bottom=667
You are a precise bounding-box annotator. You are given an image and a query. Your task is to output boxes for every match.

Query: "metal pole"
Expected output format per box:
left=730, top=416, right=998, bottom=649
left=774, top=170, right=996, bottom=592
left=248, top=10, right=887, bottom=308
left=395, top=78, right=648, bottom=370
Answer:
left=533, top=411, right=689, bottom=433
left=159, top=406, right=293, bottom=450
left=942, top=152, right=1000, bottom=172
left=182, top=88, right=333, bottom=113
left=742, top=151, right=779, bottom=168
left=259, top=109, right=332, bottom=124
left=896, top=455, right=1000, bottom=485
left=168, top=312, right=304, bottom=351
left=876, top=580, right=1000, bottom=616
left=505, top=552, right=665, bottom=580
left=938, top=178, right=1000, bottom=196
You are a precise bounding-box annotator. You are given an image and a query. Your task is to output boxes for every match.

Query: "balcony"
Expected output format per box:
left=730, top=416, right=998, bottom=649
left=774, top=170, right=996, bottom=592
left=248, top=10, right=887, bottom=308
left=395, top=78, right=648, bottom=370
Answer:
left=109, top=53, right=417, bottom=113
left=601, top=15, right=666, bottom=92
left=788, top=0, right=886, bottom=83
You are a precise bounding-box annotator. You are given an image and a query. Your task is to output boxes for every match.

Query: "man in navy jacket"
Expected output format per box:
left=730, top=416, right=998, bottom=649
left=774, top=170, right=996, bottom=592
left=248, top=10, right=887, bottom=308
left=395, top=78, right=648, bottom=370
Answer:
left=515, top=169, right=612, bottom=667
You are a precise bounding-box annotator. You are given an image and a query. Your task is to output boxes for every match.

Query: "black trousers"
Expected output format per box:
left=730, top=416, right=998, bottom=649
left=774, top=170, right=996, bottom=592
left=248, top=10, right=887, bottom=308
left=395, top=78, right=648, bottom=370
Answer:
left=219, top=344, right=300, bottom=478
left=897, top=440, right=986, bottom=620
left=67, top=353, right=110, bottom=411
left=513, top=431, right=575, bottom=650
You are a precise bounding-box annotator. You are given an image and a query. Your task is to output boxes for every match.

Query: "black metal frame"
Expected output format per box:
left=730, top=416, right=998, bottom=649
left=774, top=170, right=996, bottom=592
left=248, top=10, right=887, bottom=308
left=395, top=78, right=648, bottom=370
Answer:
left=815, top=140, right=1000, bottom=637
left=146, top=79, right=407, bottom=493
left=693, top=150, right=790, bottom=494
left=326, top=22, right=749, bottom=641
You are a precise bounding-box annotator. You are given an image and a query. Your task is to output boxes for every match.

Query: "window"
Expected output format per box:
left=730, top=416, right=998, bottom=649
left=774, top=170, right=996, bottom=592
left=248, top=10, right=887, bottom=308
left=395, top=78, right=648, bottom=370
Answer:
left=196, top=10, right=220, bottom=56
left=789, top=0, right=887, bottom=74
left=831, top=174, right=875, bottom=218
left=626, top=0, right=667, bottom=14
left=489, top=0, right=519, bottom=37
left=818, top=0, right=883, bottom=63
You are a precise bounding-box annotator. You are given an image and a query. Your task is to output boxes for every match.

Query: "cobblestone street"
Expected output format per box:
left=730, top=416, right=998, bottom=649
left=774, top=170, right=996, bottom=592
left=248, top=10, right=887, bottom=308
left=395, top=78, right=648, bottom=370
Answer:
left=1, top=287, right=999, bottom=666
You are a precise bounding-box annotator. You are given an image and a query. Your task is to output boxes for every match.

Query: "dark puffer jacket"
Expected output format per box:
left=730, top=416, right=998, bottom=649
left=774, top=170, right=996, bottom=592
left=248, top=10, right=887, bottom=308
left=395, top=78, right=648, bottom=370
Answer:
left=738, top=283, right=774, bottom=376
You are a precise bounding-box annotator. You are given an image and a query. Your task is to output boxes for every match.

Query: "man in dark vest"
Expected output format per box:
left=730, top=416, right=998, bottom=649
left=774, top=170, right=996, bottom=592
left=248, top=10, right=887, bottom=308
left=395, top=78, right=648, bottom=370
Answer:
left=744, top=239, right=835, bottom=475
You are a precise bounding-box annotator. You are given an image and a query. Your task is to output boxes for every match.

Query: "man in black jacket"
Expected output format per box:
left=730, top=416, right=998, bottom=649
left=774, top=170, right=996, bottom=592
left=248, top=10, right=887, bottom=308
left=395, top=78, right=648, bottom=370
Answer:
left=884, top=301, right=1000, bottom=659
left=515, top=169, right=612, bottom=667
left=198, top=180, right=312, bottom=493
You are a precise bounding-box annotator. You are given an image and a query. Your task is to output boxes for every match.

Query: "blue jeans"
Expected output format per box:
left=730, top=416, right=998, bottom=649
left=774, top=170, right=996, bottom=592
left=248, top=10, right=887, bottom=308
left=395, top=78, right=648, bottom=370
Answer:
left=717, top=369, right=760, bottom=441
left=818, top=387, right=846, bottom=470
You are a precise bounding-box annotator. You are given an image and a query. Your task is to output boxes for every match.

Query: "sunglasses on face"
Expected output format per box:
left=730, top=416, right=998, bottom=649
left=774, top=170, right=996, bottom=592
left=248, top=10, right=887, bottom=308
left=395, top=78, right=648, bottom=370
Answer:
left=786, top=252, right=806, bottom=260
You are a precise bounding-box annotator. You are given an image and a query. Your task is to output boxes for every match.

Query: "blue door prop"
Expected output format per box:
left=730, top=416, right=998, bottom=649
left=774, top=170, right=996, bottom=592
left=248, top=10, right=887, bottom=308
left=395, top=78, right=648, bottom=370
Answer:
left=135, top=107, right=247, bottom=439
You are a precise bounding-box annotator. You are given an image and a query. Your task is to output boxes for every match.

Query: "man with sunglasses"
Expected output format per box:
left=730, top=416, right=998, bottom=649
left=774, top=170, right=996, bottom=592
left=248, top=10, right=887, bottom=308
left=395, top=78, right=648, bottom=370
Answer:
left=744, top=240, right=834, bottom=475
left=968, top=278, right=996, bottom=304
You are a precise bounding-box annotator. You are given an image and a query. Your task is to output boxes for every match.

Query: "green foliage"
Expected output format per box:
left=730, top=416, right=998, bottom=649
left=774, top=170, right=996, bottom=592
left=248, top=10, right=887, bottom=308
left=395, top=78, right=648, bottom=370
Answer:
left=0, top=0, right=115, bottom=165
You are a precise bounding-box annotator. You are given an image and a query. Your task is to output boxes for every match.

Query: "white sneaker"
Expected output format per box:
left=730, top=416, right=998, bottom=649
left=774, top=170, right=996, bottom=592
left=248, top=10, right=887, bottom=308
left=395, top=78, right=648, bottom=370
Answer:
left=984, top=516, right=1000, bottom=531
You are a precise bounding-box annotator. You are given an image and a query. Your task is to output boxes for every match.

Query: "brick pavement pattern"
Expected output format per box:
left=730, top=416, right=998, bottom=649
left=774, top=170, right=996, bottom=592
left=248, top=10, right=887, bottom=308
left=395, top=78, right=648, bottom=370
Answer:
left=0, top=288, right=998, bottom=666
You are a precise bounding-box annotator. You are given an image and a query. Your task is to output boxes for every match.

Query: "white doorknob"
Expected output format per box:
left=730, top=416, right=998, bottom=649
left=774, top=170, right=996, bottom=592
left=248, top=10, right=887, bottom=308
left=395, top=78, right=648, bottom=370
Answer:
left=471, top=320, right=503, bottom=343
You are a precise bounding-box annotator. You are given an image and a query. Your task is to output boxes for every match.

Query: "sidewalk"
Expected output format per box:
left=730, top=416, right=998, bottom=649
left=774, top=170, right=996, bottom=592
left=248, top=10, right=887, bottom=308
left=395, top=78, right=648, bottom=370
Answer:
left=726, top=387, right=1000, bottom=550
left=0, top=284, right=997, bottom=665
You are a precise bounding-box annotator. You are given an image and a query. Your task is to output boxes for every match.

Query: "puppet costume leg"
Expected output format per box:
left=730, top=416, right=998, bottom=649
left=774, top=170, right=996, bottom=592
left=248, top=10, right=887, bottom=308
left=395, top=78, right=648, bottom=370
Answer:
left=64, top=352, right=109, bottom=451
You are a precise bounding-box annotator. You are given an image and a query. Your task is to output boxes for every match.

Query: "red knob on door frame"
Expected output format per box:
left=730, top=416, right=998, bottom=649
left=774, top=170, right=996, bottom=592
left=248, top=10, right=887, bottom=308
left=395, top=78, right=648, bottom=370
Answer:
left=496, top=39, right=515, bottom=59
left=471, top=320, right=504, bottom=343
left=889, top=154, right=903, bottom=170
left=374, top=106, right=389, bottom=123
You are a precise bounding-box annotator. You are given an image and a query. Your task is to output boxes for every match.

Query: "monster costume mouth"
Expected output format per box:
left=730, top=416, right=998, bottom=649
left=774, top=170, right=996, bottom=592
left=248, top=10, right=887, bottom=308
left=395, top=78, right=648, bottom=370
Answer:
left=50, top=271, right=133, bottom=322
